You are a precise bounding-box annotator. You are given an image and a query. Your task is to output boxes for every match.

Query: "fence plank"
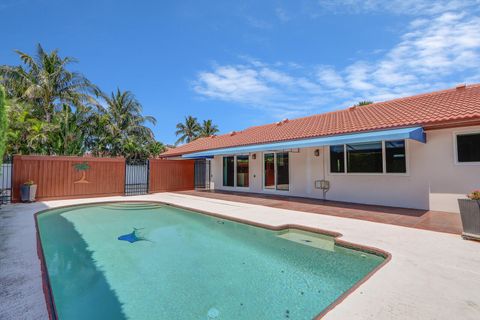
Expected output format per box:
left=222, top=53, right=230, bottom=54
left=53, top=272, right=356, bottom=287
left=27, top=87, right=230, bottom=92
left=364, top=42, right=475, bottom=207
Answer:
left=149, top=159, right=194, bottom=193
left=12, top=155, right=126, bottom=202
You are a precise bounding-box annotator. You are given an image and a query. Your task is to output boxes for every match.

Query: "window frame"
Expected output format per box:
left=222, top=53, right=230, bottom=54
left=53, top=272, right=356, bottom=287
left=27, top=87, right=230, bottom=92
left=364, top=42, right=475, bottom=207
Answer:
left=453, top=130, right=480, bottom=166
left=222, top=154, right=251, bottom=189
left=328, top=139, right=409, bottom=176
left=262, top=152, right=290, bottom=191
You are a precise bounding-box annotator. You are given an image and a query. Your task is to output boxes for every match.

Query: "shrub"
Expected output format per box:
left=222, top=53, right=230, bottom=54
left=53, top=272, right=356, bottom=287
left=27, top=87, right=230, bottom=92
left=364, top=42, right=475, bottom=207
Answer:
left=467, top=190, right=480, bottom=201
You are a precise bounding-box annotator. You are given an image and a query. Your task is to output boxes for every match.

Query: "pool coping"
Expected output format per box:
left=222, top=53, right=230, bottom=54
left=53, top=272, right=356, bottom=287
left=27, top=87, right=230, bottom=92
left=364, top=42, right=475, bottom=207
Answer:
left=34, top=200, right=392, bottom=320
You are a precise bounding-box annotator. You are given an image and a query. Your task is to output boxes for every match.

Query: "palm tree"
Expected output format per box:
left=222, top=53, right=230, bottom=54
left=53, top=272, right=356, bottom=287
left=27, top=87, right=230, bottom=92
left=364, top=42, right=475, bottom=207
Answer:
left=93, top=89, right=157, bottom=159
left=0, top=43, right=98, bottom=123
left=175, top=116, right=200, bottom=145
left=199, top=119, right=219, bottom=137
left=50, top=104, right=87, bottom=155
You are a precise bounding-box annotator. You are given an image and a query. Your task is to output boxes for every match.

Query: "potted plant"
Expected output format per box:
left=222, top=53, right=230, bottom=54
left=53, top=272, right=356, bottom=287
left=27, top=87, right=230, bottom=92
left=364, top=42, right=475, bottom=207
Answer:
left=20, top=180, right=37, bottom=202
left=458, top=190, right=480, bottom=240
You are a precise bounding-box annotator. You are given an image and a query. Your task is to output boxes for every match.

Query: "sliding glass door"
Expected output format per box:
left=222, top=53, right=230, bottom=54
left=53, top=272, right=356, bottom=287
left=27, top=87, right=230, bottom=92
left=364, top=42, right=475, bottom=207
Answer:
left=223, top=156, right=234, bottom=187
left=223, top=155, right=249, bottom=188
left=263, top=152, right=289, bottom=191
left=236, top=155, right=249, bottom=187
left=276, top=152, right=289, bottom=190
left=264, top=153, right=275, bottom=189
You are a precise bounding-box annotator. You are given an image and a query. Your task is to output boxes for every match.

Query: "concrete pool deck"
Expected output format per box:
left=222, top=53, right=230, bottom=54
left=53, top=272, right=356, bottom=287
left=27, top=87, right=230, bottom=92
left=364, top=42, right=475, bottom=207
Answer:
left=1, top=193, right=479, bottom=320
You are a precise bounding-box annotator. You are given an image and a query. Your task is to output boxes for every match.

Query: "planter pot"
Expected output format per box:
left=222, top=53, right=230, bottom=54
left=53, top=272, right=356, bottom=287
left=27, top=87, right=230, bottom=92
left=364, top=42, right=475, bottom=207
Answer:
left=458, top=199, right=480, bottom=241
left=20, top=184, right=37, bottom=203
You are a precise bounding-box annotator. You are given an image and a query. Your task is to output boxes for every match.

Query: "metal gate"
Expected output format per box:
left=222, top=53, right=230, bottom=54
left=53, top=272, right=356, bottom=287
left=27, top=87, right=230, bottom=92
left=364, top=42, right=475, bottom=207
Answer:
left=194, top=159, right=211, bottom=190
left=0, top=156, right=13, bottom=204
left=125, top=159, right=149, bottom=196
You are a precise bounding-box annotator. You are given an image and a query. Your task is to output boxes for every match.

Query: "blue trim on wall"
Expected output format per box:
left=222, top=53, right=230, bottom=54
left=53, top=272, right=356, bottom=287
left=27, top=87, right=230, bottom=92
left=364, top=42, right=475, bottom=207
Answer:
left=182, top=127, right=426, bottom=158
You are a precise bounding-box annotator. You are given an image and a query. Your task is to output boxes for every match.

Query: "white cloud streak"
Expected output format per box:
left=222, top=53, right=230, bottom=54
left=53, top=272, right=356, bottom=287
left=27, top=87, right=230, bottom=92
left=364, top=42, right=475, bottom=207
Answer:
left=194, top=3, right=480, bottom=118
left=315, top=0, right=480, bottom=16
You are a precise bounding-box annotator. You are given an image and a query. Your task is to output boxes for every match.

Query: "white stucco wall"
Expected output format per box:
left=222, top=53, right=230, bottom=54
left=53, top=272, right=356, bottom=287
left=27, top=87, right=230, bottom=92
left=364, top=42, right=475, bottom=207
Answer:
left=210, top=125, right=480, bottom=212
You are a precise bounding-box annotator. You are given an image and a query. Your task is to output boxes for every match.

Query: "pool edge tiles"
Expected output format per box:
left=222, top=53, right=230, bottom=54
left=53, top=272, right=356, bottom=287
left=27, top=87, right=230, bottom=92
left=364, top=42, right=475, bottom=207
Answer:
left=34, top=201, right=391, bottom=320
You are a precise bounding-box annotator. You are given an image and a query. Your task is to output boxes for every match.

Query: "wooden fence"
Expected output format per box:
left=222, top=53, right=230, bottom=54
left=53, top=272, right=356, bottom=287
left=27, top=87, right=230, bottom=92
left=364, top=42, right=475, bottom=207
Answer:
left=12, top=155, right=196, bottom=202
left=149, top=159, right=195, bottom=193
left=12, top=155, right=126, bottom=202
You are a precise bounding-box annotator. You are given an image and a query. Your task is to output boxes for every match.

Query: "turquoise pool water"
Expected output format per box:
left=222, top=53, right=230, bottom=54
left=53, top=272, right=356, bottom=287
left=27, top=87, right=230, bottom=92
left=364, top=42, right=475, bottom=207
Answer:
left=37, top=202, right=384, bottom=320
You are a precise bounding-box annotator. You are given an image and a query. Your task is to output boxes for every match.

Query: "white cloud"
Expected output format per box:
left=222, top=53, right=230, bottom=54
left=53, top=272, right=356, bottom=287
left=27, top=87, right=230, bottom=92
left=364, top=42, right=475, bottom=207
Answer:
left=194, top=66, right=271, bottom=103
left=194, top=4, right=480, bottom=119
left=317, top=66, right=345, bottom=88
left=315, top=0, right=480, bottom=16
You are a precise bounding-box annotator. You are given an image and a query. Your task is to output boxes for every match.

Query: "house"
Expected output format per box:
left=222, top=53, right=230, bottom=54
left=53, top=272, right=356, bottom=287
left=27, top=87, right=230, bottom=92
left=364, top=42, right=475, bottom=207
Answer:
left=162, top=84, right=480, bottom=213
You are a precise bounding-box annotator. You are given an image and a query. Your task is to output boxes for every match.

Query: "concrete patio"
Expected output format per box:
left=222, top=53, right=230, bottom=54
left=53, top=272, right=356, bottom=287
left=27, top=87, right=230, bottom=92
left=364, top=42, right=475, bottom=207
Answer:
left=1, top=192, right=479, bottom=320
left=178, top=190, right=463, bottom=235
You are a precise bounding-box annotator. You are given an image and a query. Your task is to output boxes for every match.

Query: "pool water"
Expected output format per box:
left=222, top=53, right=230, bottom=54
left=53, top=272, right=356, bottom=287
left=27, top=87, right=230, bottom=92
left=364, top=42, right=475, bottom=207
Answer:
left=37, top=202, right=384, bottom=320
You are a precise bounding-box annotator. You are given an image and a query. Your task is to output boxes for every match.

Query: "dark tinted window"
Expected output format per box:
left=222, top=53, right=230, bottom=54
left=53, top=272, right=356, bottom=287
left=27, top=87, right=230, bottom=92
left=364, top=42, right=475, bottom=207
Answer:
left=347, top=142, right=383, bottom=173
left=223, top=156, right=234, bottom=186
left=386, top=140, right=406, bottom=173
left=457, top=133, right=480, bottom=162
left=330, top=145, right=345, bottom=173
left=276, top=152, right=289, bottom=190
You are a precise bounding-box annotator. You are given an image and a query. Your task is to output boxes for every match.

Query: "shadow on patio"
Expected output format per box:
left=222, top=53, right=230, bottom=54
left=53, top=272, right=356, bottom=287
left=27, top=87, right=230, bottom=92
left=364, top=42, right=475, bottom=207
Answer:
left=176, top=190, right=462, bottom=235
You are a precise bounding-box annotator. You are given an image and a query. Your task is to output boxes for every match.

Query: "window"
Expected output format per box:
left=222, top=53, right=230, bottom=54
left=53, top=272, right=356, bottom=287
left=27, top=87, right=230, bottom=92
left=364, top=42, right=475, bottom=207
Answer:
left=347, top=142, right=383, bottom=173
left=276, top=152, right=289, bottom=191
left=223, top=156, right=234, bottom=186
left=330, top=145, right=345, bottom=173
left=264, top=153, right=275, bottom=189
left=236, top=155, right=249, bottom=187
left=329, top=140, right=407, bottom=174
left=386, top=140, right=406, bottom=173
left=457, top=133, right=480, bottom=163
left=264, top=152, right=289, bottom=190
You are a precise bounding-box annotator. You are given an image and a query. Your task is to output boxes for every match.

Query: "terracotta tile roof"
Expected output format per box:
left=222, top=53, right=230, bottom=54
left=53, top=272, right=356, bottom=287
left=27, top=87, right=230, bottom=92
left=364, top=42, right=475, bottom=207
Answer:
left=162, top=84, right=480, bottom=157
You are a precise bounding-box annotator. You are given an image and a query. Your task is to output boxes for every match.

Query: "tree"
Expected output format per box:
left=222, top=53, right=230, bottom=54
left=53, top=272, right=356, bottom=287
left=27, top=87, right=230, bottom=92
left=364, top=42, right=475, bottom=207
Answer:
left=175, top=115, right=200, bottom=145
left=0, top=44, right=165, bottom=160
left=92, top=89, right=157, bottom=159
left=355, top=100, right=373, bottom=106
left=146, top=141, right=166, bottom=158
left=0, top=44, right=98, bottom=123
left=50, top=104, right=87, bottom=155
left=199, top=119, right=219, bottom=137
left=0, top=86, right=7, bottom=165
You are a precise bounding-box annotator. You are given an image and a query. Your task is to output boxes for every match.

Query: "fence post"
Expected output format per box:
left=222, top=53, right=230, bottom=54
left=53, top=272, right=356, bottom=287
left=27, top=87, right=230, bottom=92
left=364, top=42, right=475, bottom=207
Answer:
left=147, top=159, right=150, bottom=194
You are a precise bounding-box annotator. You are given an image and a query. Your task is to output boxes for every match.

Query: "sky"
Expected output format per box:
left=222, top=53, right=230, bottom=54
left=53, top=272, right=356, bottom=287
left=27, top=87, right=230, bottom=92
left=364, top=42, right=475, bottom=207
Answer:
left=1, top=0, right=480, bottom=145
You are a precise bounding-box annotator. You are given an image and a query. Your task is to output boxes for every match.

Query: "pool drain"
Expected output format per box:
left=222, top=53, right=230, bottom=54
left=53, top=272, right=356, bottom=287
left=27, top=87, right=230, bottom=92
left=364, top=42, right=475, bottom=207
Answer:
left=207, top=307, right=220, bottom=319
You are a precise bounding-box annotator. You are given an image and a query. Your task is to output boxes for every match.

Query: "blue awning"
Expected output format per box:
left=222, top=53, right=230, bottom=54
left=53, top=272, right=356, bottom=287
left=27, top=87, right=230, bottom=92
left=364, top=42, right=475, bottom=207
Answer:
left=182, top=126, right=426, bottom=158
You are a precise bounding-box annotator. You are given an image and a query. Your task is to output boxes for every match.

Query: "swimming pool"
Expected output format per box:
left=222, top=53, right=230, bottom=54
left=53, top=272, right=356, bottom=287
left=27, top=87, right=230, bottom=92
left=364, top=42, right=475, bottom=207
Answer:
left=36, top=202, right=386, bottom=320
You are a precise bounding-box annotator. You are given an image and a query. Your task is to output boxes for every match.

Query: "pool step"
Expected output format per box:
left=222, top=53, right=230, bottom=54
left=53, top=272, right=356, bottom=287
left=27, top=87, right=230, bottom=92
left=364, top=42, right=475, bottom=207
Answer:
left=276, top=229, right=335, bottom=251
left=102, top=203, right=163, bottom=211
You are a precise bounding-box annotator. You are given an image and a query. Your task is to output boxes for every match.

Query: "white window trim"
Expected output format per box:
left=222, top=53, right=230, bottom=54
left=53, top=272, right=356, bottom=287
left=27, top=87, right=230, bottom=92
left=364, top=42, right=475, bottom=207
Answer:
left=262, top=152, right=290, bottom=191
left=327, top=139, right=410, bottom=176
left=453, top=130, right=480, bottom=166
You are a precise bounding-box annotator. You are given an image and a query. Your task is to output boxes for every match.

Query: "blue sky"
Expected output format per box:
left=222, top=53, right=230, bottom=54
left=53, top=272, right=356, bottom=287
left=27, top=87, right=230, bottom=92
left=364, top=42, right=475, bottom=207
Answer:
left=1, top=0, right=480, bottom=144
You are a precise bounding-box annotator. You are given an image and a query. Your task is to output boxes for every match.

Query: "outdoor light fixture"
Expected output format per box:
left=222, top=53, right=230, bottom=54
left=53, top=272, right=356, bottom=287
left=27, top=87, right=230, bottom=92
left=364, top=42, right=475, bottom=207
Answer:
left=252, top=153, right=256, bottom=160
left=314, top=149, right=320, bottom=157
